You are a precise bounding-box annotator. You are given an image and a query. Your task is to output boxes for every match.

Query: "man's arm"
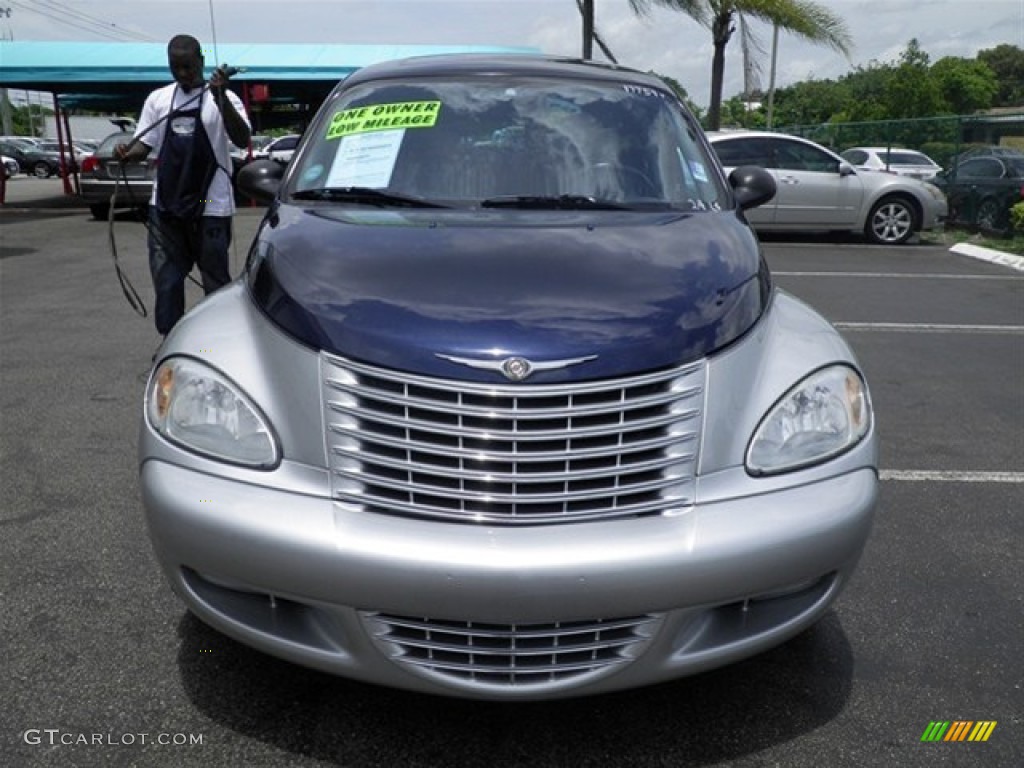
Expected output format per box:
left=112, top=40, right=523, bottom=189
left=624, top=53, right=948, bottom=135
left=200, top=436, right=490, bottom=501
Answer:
left=210, top=67, right=251, bottom=149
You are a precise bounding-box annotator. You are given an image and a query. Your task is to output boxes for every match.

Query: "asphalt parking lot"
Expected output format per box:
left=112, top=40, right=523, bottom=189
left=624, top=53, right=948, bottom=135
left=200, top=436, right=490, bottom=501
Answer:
left=2, top=176, right=1022, bottom=767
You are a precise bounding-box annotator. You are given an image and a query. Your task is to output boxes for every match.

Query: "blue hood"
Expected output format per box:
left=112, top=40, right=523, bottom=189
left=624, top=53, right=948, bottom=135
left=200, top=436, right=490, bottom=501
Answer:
left=247, top=204, right=769, bottom=382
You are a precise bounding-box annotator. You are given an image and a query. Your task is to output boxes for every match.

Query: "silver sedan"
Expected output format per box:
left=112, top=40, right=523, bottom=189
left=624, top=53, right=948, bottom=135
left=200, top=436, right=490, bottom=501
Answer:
left=710, top=130, right=948, bottom=245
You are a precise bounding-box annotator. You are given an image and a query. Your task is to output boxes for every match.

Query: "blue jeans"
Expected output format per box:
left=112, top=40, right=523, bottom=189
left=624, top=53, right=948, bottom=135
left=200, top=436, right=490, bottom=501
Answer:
left=148, top=209, right=233, bottom=335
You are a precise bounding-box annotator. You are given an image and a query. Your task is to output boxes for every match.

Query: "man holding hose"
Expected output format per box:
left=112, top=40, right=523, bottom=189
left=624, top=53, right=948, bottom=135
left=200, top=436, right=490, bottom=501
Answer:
left=118, top=34, right=251, bottom=342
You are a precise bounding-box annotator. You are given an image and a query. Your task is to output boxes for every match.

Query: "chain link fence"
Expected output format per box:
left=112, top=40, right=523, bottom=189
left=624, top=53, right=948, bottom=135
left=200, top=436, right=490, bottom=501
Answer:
left=780, top=114, right=1024, bottom=235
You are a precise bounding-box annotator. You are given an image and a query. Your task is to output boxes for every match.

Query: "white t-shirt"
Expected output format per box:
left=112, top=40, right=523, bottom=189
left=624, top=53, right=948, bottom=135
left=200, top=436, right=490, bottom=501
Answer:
left=135, top=82, right=251, bottom=217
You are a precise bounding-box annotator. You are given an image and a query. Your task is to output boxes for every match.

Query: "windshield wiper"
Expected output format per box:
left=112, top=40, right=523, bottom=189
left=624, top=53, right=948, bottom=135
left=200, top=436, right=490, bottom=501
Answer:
left=291, top=187, right=447, bottom=208
left=480, top=194, right=629, bottom=210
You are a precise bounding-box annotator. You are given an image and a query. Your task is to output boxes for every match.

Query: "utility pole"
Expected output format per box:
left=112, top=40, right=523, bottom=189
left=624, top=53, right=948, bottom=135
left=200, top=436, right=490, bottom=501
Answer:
left=766, top=23, right=779, bottom=129
left=0, top=7, right=13, bottom=135
left=582, top=0, right=594, bottom=60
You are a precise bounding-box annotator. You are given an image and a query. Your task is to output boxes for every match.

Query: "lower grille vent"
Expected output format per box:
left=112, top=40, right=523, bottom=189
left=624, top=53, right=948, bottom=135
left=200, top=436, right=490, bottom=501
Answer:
left=365, top=613, right=660, bottom=687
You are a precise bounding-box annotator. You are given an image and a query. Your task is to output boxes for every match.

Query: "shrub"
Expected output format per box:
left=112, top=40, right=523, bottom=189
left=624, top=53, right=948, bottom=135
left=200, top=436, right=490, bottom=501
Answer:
left=1011, top=201, right=1024, bottom=233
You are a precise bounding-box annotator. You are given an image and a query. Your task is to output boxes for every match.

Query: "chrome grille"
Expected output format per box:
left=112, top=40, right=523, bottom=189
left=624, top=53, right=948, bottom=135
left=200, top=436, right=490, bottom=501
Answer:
left=364, top=613, right=660, bottom=687
left=322, top=353, right=704, bottom=525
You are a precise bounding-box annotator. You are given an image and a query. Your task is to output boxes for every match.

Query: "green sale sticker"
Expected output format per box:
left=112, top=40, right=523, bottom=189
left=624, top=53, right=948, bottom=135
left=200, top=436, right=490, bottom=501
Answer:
left=327, top=101, right=441, bottom=139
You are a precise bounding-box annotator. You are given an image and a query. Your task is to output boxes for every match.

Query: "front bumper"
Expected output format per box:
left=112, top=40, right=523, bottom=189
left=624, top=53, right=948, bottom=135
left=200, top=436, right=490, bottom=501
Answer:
left=141, top=459, right=876, bottom=700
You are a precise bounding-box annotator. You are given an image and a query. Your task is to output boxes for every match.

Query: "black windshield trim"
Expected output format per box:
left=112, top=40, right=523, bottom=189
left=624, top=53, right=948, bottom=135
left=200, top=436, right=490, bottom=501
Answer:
left=479, top=194, right=633, bottom=211
left=290, top=187, right=449, bottom=208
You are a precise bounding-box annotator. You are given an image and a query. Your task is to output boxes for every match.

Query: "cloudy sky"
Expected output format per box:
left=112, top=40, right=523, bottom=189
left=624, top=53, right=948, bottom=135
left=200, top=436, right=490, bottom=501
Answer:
left=2, top=0, right=1021, bottom=107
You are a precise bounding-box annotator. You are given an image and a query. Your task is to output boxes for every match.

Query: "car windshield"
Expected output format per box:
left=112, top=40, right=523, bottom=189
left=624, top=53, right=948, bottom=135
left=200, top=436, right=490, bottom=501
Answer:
left=289, top=76, right=725, bottom=210
left=880, top=151, right=933, bottom=166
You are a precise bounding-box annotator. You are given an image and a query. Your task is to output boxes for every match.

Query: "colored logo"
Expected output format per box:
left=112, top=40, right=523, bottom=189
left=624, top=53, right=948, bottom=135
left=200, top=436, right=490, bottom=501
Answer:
left=920, top=721, right=997, bottom=742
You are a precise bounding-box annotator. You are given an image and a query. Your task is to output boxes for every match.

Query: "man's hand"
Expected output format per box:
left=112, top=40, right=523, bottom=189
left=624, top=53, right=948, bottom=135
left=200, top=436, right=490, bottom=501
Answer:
left=209, top=65, right=236, bottom=97
left=116, top=140, right=150, bottom=162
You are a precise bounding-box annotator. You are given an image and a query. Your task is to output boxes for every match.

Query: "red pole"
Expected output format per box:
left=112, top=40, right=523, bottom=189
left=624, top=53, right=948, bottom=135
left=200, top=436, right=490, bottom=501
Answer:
left=61, top=106, right=81, bottom=195
left=52, top=93, right=73, bottom=195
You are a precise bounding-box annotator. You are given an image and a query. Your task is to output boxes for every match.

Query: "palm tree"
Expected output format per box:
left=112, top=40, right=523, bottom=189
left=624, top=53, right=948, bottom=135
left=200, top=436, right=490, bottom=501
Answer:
left=635, top=0, right=852, bottom=130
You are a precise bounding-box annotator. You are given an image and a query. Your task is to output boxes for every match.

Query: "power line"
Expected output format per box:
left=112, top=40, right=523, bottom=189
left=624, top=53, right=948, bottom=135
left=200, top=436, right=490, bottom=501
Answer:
left=8, top=0, right=160, bottom=43
left=32, top=0, right=160, bottom=41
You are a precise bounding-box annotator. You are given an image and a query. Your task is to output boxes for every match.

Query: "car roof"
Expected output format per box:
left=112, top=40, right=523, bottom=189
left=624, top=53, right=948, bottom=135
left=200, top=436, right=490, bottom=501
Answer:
left=341, top=53, right=663, bottom=90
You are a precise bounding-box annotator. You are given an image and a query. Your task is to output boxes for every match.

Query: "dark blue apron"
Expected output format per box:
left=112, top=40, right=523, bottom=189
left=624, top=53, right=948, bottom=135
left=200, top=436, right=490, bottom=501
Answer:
left=156, top=87, right=219, bottom=220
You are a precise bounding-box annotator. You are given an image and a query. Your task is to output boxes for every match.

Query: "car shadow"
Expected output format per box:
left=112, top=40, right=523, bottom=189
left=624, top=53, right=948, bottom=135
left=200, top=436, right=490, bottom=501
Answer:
left=177, top=609, right=854, bottom=766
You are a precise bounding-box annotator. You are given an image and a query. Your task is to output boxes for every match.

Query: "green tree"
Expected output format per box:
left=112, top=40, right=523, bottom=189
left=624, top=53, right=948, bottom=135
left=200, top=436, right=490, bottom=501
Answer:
left=977, top=44, right=1024, bottom=106
left=882, top=39, right=944, bottom=119
left=930, top=56, right=998, bottom=115
left=717, top=94, right=767, bottom=128
left=771, top=77, right=849, bottom=126
left=635, top=0, right=851, bottom=130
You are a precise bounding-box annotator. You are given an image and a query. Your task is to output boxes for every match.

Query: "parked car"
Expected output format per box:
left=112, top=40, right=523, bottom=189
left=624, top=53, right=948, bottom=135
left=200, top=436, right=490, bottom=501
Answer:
left=254, top=133, right=300, bottom=164
left=2, top=154, right=18, bottom=178
left=82, top=130, right=254, bottom=219
left=708, top=130, right=948, bottom=245
left=0, top=139, right=64, bottom=178
left=35, top=140, right=85, bottom=172
left=78, top=130, right=157, bottom=219
left=141, top=54, right=878, bottom=701
left=933, top=154, right=1024, bottom=232
left=948, top=145, right=1024, bottom=165
left=230, top=134, right=273, bottom=164
left=840, top=146, right=943, bottom=181
left=0, top=135, right=41, bottom=149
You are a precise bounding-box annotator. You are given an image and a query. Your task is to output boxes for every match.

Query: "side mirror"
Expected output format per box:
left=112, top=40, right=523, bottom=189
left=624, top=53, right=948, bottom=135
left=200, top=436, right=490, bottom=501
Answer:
left=839, top=162, right=856, bottom=177
left=729, top=165, right=776, bottom=210
left=237, top=158, right=284, bottom=204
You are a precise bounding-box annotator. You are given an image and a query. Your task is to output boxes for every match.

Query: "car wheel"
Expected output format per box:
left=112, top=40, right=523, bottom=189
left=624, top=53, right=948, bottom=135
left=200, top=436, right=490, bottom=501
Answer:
left=975, top=198, right=1002, bottom=232
left=32, top=161, right=52, bottom=178
left=89, top=202, right=111, bottom=220
left=865, top=195, right=916, bottom=245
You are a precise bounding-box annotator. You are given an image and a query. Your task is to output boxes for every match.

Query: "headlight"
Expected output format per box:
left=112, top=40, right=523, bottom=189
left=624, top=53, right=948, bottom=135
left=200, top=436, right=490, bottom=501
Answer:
left=746, top=365, right=871, bottom=476
left=146, top=357, right=279, bottom=468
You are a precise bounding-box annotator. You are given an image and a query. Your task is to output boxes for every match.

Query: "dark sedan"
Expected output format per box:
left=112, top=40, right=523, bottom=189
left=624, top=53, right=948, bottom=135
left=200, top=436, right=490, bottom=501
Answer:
left=0, top=139, right=65, bottom=178
left=934, top=154, right=1024, bottom=232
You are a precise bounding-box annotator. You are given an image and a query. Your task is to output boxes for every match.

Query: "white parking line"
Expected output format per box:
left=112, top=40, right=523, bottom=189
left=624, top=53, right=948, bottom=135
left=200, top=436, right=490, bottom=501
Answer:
left=950, top=243, right=1024, bottom=272
left=881, top=470, right=1024, bottom=483
left=834, top=322, right=1024, bottom=334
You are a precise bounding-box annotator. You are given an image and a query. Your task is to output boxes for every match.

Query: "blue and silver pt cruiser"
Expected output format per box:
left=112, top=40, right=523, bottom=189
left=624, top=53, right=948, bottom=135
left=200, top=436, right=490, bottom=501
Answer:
left=140, top=54, right=877, bottom=700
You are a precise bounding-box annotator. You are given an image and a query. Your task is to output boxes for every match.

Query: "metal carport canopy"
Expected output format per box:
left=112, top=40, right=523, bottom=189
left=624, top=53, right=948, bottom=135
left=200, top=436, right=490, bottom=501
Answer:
left=0, top=41, right=539, bottom=112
